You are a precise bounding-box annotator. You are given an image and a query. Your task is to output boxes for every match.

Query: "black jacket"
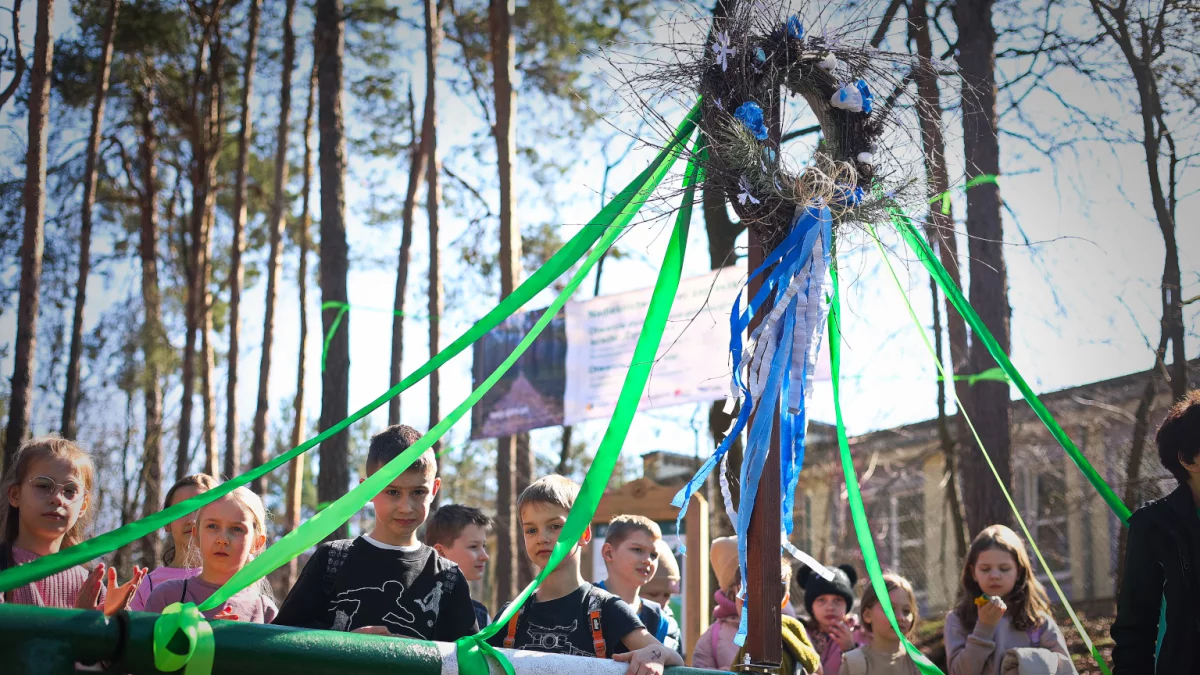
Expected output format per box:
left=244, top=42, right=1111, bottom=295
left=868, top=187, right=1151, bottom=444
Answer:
left=1111, top=484, right=1200, bottom=674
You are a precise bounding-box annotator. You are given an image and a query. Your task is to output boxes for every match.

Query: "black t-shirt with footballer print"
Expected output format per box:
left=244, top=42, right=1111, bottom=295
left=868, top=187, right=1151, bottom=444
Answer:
left=487, top=582, right=644, bottom=657
left=273, top=536, right=478, bottom=641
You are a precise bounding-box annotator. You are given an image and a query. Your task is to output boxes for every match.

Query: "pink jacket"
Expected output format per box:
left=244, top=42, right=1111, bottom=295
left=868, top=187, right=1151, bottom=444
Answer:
left=692, top=589, right=799, bottom=669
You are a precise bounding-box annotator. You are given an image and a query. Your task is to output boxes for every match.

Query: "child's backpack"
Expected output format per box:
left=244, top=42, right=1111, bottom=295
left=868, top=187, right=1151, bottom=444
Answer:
left=321, top=539, right=354, bottom=596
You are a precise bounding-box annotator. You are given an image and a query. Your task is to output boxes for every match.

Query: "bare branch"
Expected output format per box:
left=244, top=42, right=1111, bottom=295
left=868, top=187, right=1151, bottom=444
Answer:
left=0, top=0, right=26, bottom=114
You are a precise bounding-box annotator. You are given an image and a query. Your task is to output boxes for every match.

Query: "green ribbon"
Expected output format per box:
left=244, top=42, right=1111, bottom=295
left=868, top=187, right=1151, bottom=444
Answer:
left=829, top=245, right=944, bottom=675
left=152, top=602, right=215, bottom=675
left=892, top=207, right=1131, bottom=524
left=939, top=367, right=1009, bottom=386
left=320, top=302, right=425, bottom=372
left=455, top=134, right=704, bottom=675
left=867, top=220, right=1113, bottom=675
left=0, top=101, right=701, bottom=595
left=931, top=174, right=999, bottom=215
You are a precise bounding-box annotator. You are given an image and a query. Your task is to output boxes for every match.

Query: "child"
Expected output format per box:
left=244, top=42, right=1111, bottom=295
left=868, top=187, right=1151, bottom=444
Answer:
left=489, top=475, right=683, bottom=674
left=733, top=558, right=822, bottom=675
left=0, top=436, right=145, bottom=613
left=639, top=539, right=680, bottom=614
left=144, top=486, right=276, bottom=622
left=1113, top=390, right=1200, bottom=674
left=693, top=536, right=742, bottom=671
left=424, top=503, right=493, bottom=629
left=597, top=515, right=683, bottom=656
left=944, top=525, right=1074, bottom=675
left=839, top=573, right=920, bottom=675
left=130, top=473, right=218, bottom=611
left=801, top=562, right=867, bottom=675
left=274, top=424, right=478, bottom=640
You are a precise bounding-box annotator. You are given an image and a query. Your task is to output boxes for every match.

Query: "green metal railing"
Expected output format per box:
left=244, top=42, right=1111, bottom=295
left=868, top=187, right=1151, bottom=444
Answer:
left=0, top=605, right=731, bottom=675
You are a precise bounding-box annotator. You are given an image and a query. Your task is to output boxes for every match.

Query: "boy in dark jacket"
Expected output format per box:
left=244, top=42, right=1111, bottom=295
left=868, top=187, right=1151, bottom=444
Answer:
left=1112, top=390, right=1200, bottom=674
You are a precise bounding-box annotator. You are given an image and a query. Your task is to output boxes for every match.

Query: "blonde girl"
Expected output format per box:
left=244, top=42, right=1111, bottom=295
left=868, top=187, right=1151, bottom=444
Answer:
left=0, top=436, right=146, bottom=612
left=840, top=573, right=921, bottom=675
left=944, top=525, right=1075, bottom=675
left=143, top=486, right=276, bottom=622
left=129, top=473, right=219, bottom=611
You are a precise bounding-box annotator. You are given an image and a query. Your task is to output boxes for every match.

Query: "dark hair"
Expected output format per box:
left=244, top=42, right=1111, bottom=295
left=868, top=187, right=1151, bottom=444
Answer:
left=1156, top=390, right=1200, bottom=483
left=366, top=424, right=435, bottom=475
left=161, top=474, right=219, bottom=565
left=1, top=436, right=96, bottom=553
left=605, top=515, right=662, bottom=550
left=954, top=525, right=1052, bottom=632
left=860, top=572, right=920, bottom=638
left=425, top=504, right=492, bottom=547
left=517, top=474, right=579, bottom=515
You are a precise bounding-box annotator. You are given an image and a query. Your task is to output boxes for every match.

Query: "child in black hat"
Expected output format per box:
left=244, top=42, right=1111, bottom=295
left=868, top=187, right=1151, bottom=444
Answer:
left=799, top=563, right=866, bottom=675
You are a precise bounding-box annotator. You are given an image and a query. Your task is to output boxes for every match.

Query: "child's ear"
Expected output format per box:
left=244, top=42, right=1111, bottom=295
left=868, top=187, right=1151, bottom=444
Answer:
left=253, top=533, right=267, bottom=555
left=431, top=477, right=442, bottom=497
left=433, top=543, right=446, bottom=556
left=8, top=485, right=20, bottom=508
left=601, top=541, right=613, bottom=562
left=581, top=525, right=592, bottom=546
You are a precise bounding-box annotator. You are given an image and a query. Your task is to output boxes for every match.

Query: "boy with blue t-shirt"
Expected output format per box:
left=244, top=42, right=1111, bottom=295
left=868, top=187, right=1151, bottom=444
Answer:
left=597, top=515, right=684, bottom=658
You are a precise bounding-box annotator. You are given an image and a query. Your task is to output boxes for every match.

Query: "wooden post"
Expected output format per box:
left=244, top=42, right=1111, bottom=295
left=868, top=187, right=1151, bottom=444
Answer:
left=741, top=228, right=784, bottom=669
left=683, top=490, right=711, bottom=664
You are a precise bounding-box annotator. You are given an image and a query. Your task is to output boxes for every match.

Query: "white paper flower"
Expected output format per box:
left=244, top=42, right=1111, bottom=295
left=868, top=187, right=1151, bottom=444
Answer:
left=737, top=175, right=761, bottom=205
left=830, top=83, right=864, bottom=112
left=817, top=52, right=838, bottom=72
left=713, top=31, right=736, bottom=72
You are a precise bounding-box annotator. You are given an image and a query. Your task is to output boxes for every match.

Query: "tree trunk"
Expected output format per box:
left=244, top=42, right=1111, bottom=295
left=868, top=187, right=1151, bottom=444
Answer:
left=954, top=0, right=1012, bottom=534
left=136, top=86, right=164, bottom=568
left=557, top=425, right=572, bottom=475
left=62, top=0, right=119, bottom=439
left=4, top=0, right=55, bottom=467
left=315, top=0, right=351, bottom=538
left=200, top=251, right=217, bottom=477
left=489, top=0, right=524, bottom=601
left=911, top=0, right=968, bottom=557
left=227, top=0, right=262, bottom=484
left=389, top=84, right=428, bottom=426
left=181, top=16, right=224, bottom=481
left=425, top=0, right=444, bottom=450
left=250, top=0, right=291, bottom=494
left=286, top=56, right=317, bottom=588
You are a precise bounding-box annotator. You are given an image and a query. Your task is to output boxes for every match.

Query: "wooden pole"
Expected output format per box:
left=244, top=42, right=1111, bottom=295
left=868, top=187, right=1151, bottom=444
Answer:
left=742, top=228, right=784, bottom=669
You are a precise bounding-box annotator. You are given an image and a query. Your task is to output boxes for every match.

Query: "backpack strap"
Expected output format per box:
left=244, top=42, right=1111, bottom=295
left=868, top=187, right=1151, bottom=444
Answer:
left=322, top=540, right=353, bottom=596
left=503, top=608, right=522, bottom=649
left=588, top=590, right=605, bottom=658
left=842, top=648, right=868, bottom=675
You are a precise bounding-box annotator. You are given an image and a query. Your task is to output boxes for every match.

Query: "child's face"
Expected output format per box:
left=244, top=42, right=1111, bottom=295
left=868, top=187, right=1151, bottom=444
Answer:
left=369, top=466, right=440, bottom=544
left=603, top=531, right=660, bottom=587
left=197, top=498, right=264, bottom=578
left=166, top=485, right=203, bottom=548
left=437, top=523, right=490, bottom=582
left=865, top=587, right=914, bottom=642
left=971, top=549, right=1018, bottom=599
left=520, top=501, right=585, bottom=568
left=812, top=594, right=850, bottom=630
left=8, top=456, right=88, bottom=542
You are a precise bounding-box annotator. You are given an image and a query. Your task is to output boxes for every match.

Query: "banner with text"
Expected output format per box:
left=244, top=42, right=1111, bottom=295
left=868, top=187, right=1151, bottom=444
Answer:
left=469, top=267, right=743, bottom=439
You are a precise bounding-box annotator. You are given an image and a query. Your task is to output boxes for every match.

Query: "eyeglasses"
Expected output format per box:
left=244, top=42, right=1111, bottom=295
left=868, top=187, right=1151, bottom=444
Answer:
left=27, top=476, right=86, bottom=504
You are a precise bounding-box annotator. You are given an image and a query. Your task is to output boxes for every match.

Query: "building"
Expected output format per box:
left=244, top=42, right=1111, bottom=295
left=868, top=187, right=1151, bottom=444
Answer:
left=792, top=361, right=1195, bottom=614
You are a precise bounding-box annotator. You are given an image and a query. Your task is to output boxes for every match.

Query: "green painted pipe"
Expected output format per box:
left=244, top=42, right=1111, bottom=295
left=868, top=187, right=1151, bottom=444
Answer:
left=0, top=606, right=733, bottom=675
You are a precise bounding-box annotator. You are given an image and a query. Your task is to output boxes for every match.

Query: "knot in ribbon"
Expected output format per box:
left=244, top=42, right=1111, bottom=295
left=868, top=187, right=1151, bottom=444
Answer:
left=456, top=634, right=515, bottom=675
left=153, top=602, right=215, bottom=675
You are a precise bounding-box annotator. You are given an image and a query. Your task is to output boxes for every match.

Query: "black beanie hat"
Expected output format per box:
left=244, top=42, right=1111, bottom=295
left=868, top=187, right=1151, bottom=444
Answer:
left=797, top=564, right=858, bottom=618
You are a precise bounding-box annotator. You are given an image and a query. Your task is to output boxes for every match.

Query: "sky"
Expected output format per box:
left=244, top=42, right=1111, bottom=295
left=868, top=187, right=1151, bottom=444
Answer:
left=0, top=1, right=1197, bottom=483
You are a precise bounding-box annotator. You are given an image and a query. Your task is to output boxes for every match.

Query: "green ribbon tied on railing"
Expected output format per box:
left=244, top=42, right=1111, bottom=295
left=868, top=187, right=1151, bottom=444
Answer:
left=153, top=603, right=215, bottom=675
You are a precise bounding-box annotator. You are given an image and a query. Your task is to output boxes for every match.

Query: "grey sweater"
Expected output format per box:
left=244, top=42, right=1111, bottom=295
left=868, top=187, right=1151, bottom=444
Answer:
left=943, top=610, right=1074, bottom=675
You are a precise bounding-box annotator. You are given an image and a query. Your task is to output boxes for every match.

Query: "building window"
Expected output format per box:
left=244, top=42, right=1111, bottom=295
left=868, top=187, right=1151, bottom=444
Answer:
left=1014, top=457, right=1072, bottom=593
left=867, top=490, right=927, bottom=594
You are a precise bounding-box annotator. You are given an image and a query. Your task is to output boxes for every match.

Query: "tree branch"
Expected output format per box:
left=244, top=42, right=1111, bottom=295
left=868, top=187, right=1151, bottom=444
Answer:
left=0, top=0, right=26, bottom=115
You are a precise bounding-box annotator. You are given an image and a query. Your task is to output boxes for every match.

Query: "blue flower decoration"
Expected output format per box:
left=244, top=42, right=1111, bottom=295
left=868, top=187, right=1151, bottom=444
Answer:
left=755, top=47, right=767, bottom=63
left=855, top=80, right=873, bottom=114
left=734, top=101, right=769, bottom=141
left=787, top=15, right=804, bottom=40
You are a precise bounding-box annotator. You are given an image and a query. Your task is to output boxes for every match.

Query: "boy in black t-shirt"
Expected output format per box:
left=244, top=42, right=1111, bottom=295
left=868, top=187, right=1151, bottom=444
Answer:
left=489, top=475, right=683, bottom=674
left=274, top=425, right=478, bottom=641
left=596, top=515, right=683, bottom=658
left=424, top=504, right=493, bottom=629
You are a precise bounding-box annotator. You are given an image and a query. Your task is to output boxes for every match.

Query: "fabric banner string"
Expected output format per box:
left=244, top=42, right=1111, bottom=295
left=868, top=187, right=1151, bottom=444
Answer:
left=867, top=220, right=1112, bottom=674
left=891, top=208, right=1131, bottom=524
left=455, top=133, right=705, bottom=675
left=0, top=102, right=702, bottom=595
left=829, top=243, right=943, bottom=675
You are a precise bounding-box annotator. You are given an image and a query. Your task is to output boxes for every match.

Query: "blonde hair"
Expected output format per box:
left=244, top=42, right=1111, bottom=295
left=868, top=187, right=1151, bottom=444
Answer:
left=955, top=525, right=1051, bottom=632
left=0, top=436, right=96, bottom=558
left=161, top=473, right=219, bottom=565
left=605, top=515, right=662, bottom=549
left=860, top=573, right=920, bottom=638
left=188, top=486, right=274, bottom=600
left=517, top=474, right=579, bottom=515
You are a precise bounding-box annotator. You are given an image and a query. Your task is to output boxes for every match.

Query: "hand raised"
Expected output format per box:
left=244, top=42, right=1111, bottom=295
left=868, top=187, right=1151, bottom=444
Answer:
left=102, top=566, right=148, bottom=616
left=977, top=596, right=1007, bottom=628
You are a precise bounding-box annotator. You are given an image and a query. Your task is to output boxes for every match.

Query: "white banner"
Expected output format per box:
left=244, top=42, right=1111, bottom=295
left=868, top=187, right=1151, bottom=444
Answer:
left=563, top=267, right=744, bottom=424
